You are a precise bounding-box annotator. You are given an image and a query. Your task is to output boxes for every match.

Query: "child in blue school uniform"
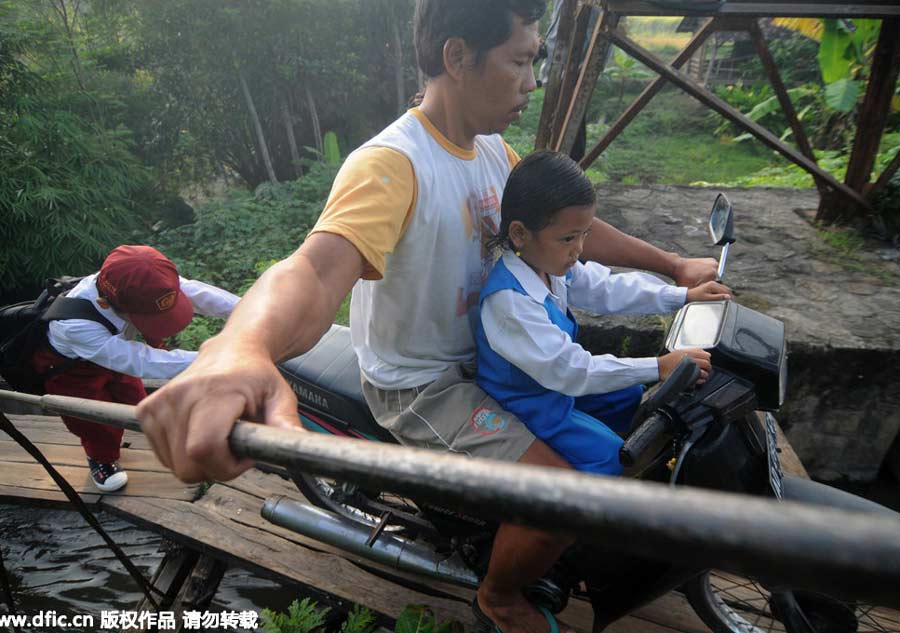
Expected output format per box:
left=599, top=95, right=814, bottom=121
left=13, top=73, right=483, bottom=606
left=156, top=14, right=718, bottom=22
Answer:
left=475, top=150, right=730, bottom=475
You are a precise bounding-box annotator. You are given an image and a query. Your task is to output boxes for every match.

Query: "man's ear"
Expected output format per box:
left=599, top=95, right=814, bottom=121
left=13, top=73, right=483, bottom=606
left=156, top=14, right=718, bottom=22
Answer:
left=443, top=37, right=468, bottom=80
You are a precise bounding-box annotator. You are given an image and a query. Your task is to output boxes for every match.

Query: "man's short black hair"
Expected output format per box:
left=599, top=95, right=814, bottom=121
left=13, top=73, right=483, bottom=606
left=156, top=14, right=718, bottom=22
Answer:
left=414, top=0, right=546, bottom=79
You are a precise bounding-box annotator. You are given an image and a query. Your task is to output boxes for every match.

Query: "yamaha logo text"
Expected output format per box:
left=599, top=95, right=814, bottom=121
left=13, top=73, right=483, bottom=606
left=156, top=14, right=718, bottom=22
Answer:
left=292, top=383, right=330, bottom=410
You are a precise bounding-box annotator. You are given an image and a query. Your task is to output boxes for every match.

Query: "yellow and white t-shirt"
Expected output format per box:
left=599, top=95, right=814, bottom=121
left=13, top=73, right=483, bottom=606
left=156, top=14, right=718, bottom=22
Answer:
left=310, top=108, right=519, bottom=390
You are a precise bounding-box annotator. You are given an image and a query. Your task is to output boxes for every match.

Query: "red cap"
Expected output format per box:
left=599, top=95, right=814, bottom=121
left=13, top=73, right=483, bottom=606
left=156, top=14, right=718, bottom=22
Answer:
left=96, top=245, right=193, bottom=341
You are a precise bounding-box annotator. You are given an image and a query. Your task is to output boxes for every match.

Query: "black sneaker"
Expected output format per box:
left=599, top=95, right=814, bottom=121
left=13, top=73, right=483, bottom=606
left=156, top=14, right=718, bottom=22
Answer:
left=87, top=459, right=128, bottom=492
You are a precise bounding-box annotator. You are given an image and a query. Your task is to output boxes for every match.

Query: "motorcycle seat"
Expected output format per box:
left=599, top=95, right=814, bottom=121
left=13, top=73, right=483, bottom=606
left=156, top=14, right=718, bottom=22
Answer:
left=279, top=324, right=365, bottom=407
left=278, top=325, right=400, bottom=445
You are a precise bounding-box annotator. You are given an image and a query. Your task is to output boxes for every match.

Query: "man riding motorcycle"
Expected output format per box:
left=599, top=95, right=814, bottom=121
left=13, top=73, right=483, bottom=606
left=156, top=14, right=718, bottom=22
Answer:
left=137, top=2, right=717, bottom=632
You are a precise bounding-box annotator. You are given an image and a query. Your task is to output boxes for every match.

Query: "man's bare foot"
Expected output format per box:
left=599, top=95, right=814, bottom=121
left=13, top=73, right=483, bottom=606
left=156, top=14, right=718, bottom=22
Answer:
left=476, top=587, right=574, bottom=633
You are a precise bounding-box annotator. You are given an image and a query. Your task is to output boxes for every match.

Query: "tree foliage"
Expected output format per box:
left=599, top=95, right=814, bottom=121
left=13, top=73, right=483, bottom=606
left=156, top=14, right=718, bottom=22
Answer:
left=1, top=0, right=419, bottom=296
left=715, top=19, right=894, bottom=151
left=148, top=162, right=337, bottom=294
left=132, top=0, right=416, bottom=186
left=0, top=1, right=151, bottom=293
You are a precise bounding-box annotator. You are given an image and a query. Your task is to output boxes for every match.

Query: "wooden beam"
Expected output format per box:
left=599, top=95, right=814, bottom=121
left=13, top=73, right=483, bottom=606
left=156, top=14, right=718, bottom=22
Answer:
left=746, top=21, right=817, bottom=164
left=535, top=0, right=578, bottom=150
left=549, top=4, right=595, bottom=150
left=843, top=19, right=900, bottom=195
left=556, top=10, right=620, bottom=156
left=596, top=1, right=900, bottom=19
left=173, top=555, right=228, bottom=625
left=746, top=19, right=828, bottom=198
left=579, top=17, right=716, bottom=171
left=600, top=26, right=871, bottom=209
left=818, top=18, right=900, bottom=224
left=129, top=547, right=199, bottom=617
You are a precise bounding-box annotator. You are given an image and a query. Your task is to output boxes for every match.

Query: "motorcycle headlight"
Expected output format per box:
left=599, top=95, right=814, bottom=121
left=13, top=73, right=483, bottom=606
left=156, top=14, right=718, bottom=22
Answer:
left=665, top=301, right=728, bottom=351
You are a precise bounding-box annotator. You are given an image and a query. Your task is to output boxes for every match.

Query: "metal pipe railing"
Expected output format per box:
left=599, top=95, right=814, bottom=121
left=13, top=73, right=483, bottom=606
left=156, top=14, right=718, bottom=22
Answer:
left=2, top=389, right=900, bottom=609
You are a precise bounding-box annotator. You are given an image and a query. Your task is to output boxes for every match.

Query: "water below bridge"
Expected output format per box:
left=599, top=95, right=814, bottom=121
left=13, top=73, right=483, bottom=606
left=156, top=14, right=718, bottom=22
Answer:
left=0, top=503, right=307, bottom=633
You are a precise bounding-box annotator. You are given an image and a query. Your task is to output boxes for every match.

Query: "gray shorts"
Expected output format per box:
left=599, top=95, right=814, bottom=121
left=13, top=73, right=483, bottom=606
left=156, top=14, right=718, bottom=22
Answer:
left=362, top=362, right=536, bottom=461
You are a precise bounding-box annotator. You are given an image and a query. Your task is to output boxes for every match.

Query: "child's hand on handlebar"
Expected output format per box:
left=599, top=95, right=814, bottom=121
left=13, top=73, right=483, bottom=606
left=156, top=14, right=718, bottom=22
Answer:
left=658, top=348, right=712, bottom=385
left=686, top=280, right=732, bottom=303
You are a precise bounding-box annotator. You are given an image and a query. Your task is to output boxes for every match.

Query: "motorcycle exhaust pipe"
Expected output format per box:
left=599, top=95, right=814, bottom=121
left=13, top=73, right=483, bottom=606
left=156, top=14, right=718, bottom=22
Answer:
left=262, top=495, right=480, bottom=588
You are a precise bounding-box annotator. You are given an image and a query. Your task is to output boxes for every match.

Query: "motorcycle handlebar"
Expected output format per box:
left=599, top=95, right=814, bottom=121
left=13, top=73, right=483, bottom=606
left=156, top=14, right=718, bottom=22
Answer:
left=620, top=411, right=670, bottom=468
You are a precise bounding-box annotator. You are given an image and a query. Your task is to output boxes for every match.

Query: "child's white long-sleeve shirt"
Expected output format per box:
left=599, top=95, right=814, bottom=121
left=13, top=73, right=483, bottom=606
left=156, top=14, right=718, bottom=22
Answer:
left=47, top=274, right=240, bottom=379
left=479, top=251, right=687, bottom=397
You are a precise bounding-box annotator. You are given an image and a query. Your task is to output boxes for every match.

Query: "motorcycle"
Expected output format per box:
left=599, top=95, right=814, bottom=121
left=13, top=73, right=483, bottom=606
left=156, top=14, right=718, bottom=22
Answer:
left=262, top=194, right=900, bottom=633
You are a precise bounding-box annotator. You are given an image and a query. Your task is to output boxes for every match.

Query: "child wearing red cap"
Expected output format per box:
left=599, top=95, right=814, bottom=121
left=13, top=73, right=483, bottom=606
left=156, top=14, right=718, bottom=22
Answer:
left=30, top=245, right=240, bottom=491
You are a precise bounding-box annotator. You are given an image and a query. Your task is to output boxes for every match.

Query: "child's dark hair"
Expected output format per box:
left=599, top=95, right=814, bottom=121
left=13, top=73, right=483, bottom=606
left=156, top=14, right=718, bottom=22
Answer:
left=414, top=0, right=546, bottom=79
left=489, top=150, right=596, bottom=252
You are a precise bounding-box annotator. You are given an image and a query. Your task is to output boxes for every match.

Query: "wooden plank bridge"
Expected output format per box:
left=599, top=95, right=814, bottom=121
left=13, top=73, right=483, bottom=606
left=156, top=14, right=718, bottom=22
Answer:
left=0, top=408, right=896, bottom=633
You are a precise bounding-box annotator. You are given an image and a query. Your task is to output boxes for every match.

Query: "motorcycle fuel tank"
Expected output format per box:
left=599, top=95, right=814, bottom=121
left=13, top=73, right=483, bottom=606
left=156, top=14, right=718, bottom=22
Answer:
left=665, top=300, right=786, bottom=411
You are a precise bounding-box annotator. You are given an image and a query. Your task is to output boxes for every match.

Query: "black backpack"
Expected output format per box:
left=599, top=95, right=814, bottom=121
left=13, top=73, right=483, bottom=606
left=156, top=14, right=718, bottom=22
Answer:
left=0, top=277, right=116, bottom=394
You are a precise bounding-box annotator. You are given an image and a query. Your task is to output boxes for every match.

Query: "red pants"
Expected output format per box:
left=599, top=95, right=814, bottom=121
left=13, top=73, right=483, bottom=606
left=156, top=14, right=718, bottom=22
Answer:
left=31, top=347, right=146, bottom=462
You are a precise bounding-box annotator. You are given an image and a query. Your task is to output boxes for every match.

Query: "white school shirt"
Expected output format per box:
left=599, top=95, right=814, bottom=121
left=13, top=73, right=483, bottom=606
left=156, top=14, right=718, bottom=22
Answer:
left=480, top=251, right=688, bottom=397
left=47, top=273, right=240, bottom=379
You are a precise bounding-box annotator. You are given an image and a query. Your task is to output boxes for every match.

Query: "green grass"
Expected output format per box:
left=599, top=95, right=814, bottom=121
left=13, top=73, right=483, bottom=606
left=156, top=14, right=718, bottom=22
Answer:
left=505, top=86, right=779, bottom=186
left=810, top=225, right=897, bottom=286
left=818, top=226, right=865, bottom=254
left=335, top=295, right=351, bottom=326
left=590, top=91, right=778, bottom=185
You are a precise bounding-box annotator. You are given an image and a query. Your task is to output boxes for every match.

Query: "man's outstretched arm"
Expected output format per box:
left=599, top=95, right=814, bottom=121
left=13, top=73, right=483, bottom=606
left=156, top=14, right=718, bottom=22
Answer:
left=583, top=218, right=717, bottom=288
left=137, top=233, right=365, bottom=483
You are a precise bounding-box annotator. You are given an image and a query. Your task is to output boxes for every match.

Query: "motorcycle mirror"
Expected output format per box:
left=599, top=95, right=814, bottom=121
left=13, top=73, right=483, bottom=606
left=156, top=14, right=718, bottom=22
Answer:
left=709, top=194, right=735, bottom=281
left=709, top=193, right=735, bottom=246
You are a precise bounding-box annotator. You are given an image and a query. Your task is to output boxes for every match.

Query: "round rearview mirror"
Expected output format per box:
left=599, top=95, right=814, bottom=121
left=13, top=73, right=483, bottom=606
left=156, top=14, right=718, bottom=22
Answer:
left=709, top=194, right=735, bottom=246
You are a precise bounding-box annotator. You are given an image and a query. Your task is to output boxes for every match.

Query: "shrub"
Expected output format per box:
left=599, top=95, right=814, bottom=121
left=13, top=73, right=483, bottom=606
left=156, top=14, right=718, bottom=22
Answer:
left=260, top=600, right=462, bottom=633
left=261, top=598, right=330, bottom=633
left=147, top=163, right=338, bottom=295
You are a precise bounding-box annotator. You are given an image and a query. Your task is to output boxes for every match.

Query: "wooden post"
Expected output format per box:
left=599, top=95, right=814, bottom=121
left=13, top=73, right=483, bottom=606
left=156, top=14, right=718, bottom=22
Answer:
left=818, top=18, right=900, bottom=224
left=173, top=556, right=229, bottom=629
left=127, top=548, right=228, bottom=633
left=536, top=0, right=578, bottom=150
left=693, top=32, right=707, bottom=81
left=580, top=17, right=716, bottom=170
left=555, top=10, right=620, bottom=156
left=129, top=546, right=199, bottom=616
left=702, top=33, right=718, bottom=88
left=548, top=3, right=595, bottom=150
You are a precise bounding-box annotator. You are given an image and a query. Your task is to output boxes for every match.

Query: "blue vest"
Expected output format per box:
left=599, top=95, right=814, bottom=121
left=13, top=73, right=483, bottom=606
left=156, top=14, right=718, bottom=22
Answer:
left=475, top=258, right=577, bottom=433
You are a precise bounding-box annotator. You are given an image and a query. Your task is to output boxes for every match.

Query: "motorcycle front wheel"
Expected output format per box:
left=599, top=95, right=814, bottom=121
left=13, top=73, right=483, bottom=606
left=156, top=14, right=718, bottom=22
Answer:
left=683, top=570, right=900, bottom=633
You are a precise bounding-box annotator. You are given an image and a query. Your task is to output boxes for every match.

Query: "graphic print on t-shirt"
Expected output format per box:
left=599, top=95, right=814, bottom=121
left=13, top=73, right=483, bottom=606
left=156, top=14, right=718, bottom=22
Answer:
left=456, top=186, right=501, bottom=318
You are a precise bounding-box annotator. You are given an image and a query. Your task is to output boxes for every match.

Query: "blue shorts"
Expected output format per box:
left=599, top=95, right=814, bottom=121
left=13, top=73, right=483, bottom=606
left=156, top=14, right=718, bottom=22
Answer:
left=531, top=385, right=643, bottom=476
